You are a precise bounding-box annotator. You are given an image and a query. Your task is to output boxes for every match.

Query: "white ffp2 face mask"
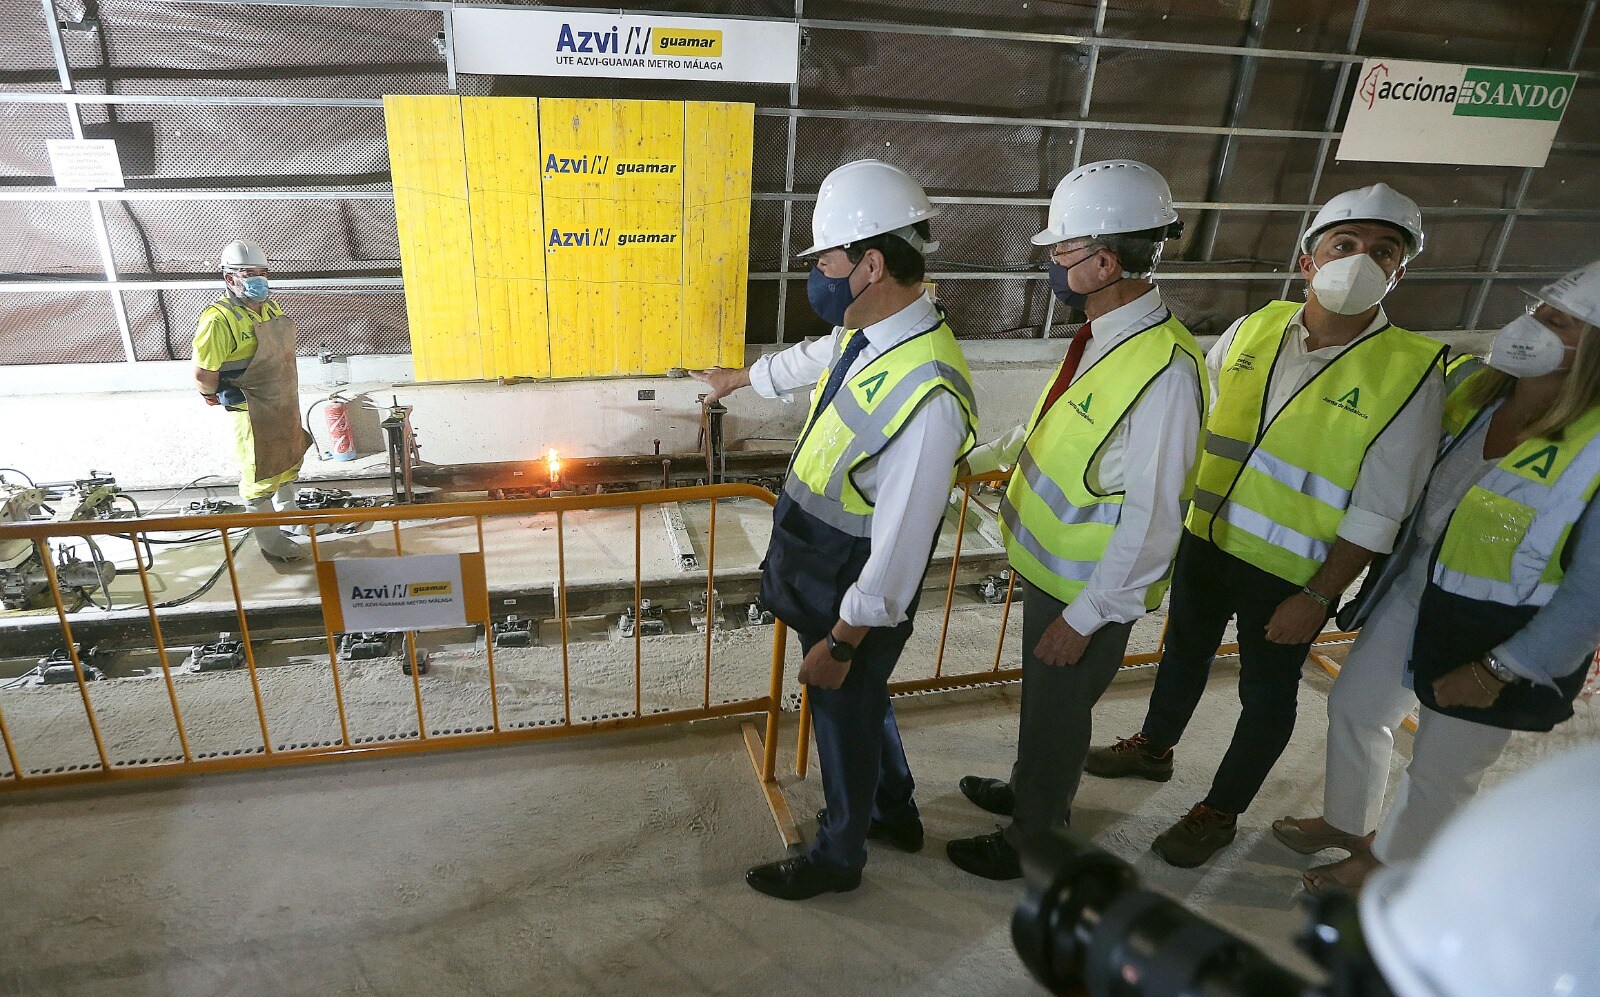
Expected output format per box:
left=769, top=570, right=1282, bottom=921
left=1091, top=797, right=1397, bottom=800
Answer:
left=1487, top=313, right=1575, bottom=378
left=1310, top=254, right=1396, bottom=315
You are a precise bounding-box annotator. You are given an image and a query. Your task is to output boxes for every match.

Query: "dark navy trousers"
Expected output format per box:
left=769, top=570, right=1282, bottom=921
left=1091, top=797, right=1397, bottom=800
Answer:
left=800, top=621, right=919, bottom=872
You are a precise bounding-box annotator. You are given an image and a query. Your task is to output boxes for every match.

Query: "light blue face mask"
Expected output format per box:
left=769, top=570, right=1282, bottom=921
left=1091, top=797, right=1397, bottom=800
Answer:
left=238, top=275, right=270, bottom=302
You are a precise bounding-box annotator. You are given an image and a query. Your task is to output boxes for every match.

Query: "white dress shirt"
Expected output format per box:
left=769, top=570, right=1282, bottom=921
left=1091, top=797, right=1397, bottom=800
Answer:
left=966, top=288, right=1205, bottom=636
left=749, top=293, right=970, bottom=629
left=1206, top=304, right=1444, bottom=555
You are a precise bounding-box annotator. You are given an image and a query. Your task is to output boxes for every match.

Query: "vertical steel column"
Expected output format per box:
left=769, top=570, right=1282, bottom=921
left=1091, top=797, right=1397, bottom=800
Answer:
left=775, top=1, right=804, bottom=343
left=1463, top=0, right=1596, bottom=331
left=440, top=4, right=457, bottom=92
left=1194, top=0, right=1272, bottom=262
left=1279, top=0, right=1370, bottom=299
left=1072, top=0, right=1108, bottom=172
left=40, top=0, right=137, bottom=363
left=1044, top=0, right=1108, bottom=337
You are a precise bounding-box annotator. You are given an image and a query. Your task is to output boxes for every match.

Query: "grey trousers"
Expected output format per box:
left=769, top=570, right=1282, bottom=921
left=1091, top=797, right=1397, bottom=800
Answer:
left=1003, top=582, right=1135, bottom=848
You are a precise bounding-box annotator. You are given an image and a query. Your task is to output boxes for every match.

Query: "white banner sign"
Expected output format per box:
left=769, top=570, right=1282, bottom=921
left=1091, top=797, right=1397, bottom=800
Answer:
left=452, top=8, right=799, bottom=84
left=328, top=553, right=470, bottom=633
left=46, top=139, right=125, bottom=189
left=1337, top=59, right=1578, bottom=168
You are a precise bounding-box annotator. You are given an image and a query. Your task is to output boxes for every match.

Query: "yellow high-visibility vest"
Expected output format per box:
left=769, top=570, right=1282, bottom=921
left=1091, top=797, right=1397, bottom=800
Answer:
left=1434, top=367, right=1600, bottom=607
left=1187, top=300, right=1445, bottom=584
left=785, top=321, right=978, bottom=538
left=1001, top=314, right=1208, bottom=605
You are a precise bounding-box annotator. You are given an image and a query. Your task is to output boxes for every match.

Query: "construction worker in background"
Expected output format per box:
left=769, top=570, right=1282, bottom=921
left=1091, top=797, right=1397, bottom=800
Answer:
left=1086, top=184, right=1448, bottom=868
left=692, top=160, right=978, bottom=900
left=945, top=162, right=1208, bottom=881
left=1280, top=259, right=1600, bottom=894
left=192, top=240, right=314, bottom=564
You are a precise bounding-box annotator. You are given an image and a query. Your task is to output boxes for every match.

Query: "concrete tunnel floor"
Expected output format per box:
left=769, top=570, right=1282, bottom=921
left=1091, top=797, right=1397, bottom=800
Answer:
left=2, top=637, right=1596, bottom=996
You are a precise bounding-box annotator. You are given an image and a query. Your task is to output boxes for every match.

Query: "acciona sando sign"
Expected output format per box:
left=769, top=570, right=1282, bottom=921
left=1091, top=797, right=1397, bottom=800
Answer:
left=1337, top=58, right=1578, bottom=167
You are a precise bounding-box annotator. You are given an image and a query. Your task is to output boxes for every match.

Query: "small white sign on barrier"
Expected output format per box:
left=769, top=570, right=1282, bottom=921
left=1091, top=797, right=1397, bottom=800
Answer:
left=318, top=552, right=486, bottom=633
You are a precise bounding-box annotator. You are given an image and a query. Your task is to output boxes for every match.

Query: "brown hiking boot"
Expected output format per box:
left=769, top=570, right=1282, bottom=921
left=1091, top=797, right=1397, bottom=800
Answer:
left=1152, top=804, right=1238, bottom=868
left=1084, top=733, right=1174, bottom=782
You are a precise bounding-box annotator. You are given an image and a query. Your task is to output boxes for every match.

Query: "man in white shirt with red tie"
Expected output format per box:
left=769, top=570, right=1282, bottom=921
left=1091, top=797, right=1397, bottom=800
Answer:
left=946, top=161, right=1208, bottom=880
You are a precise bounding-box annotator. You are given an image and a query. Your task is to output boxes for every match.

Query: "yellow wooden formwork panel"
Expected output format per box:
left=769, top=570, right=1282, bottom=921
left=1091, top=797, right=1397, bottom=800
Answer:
left=539, top=98, right=617, bottom=378
left=611, top=100, right=684, bottom=375
left=384, top=95, right=483, bottom=382
left=681, top=102, right=754, bottom=370
left=462, top=96, right=550, bottom=378
left=539, top=98, right=687, bottom=377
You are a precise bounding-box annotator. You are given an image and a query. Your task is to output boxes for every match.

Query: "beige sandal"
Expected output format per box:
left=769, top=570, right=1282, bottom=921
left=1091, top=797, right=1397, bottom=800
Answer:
left=1271, top=816, right=1365, bottom=855
left=1302, top=851, right=1381, bottom=896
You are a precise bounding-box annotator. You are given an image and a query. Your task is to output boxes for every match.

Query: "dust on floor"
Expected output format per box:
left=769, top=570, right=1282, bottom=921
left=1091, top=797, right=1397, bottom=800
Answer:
left=1, top=661, right=1593, bottom=996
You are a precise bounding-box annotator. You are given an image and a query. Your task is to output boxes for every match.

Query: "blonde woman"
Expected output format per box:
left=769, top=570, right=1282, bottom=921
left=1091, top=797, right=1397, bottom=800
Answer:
left=1276, top=260, right=1600, bottom=893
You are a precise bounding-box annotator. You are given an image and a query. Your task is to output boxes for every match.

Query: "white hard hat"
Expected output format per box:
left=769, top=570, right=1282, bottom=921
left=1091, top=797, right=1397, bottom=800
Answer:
left=1031, top=160, right=1180, bottom=246
left=800, top=159, right=940, bottom=257
left=1300, top=183, right=1425, bottom=259
left=220, top=240, right=268, bottom=270
left=1360, top=741, right=1600, bottom=997
left=1529, top=258, right=1600, bottom=328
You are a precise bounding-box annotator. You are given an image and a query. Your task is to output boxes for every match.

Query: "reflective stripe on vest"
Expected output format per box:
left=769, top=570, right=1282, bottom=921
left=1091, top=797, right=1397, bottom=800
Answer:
left=786, top=321, right=979, bottom=539
left=1186, top=300, right=1446, bottom=585
left=1000, top=313, right=1208, bottom=606
left=1432, top=372, right=1600, bottom=607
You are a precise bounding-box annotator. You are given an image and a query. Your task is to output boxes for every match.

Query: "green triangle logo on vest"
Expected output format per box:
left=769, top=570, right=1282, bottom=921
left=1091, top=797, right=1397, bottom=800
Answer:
left=1324, top=385, right=1368, bottom=419
left=857, top=370, right=889, bottom=404
left=1069, top=393, right=1094, bottom=420
left=1514, top=444, right=1560, bottom=479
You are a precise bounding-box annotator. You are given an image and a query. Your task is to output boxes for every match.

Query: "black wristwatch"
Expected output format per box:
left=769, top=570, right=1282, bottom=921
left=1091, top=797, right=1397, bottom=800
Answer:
left=826, top=633, right=856, bottom=662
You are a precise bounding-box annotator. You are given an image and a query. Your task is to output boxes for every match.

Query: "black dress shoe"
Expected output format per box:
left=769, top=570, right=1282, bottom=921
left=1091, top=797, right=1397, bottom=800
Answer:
left=746, top=854, right=862, bottom=900
left=946, top=829, right=1023, bottom=880
left=815, top=808, right=925, bottom=853
left=959, top=776, right=1016, bottom=816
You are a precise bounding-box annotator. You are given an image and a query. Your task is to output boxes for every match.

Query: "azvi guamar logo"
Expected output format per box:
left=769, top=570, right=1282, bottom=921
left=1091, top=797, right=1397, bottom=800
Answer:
left=553, top=22, right=726, bottom=67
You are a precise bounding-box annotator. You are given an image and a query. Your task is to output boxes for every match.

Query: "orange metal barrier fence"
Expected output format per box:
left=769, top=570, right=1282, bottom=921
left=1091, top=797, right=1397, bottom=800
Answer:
left=0, top=484, right=801, bottom=843
left=0, top=471, right=1361, bottom=849
left=791, top=471, right=1357, bottom=776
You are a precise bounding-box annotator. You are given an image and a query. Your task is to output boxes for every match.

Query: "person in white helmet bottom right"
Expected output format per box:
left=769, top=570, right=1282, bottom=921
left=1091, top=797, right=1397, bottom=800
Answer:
left=1360, top=741, right=1600, bottom=997
left=1083, top=183, right=1448, bottom=869
left=1276, top=259, right=1600, bottom=895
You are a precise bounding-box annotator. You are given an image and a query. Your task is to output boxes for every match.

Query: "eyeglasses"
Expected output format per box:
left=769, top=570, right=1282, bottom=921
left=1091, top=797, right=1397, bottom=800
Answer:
left=1049, top=243, right=1102, bottom=266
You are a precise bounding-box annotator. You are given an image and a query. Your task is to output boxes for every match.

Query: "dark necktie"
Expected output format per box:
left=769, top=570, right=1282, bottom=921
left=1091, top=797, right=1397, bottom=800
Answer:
left=815, top=329, right=871, bottom=412
left=1040, top=322, right=1094, bottom=415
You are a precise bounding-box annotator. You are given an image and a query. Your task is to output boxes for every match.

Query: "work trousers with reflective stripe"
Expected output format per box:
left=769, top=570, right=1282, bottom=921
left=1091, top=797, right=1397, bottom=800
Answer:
left=1002, top=582, right=1133, bottom=849
left=1140, top=532, right=1319, bottom=815
left=802, top=619, right=920, bottom=872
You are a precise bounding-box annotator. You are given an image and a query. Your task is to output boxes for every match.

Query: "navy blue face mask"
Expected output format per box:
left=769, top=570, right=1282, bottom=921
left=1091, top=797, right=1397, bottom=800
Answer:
left=806, top=256, right=865, bottom=327
left=1047, top=261, right=1086, bottom=311
left=1048, top=245, right=1124, bottom=312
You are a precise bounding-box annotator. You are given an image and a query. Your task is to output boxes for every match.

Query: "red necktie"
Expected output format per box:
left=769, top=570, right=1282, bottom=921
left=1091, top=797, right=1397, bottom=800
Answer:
left=1040, top=322, right=1093, bottom=415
